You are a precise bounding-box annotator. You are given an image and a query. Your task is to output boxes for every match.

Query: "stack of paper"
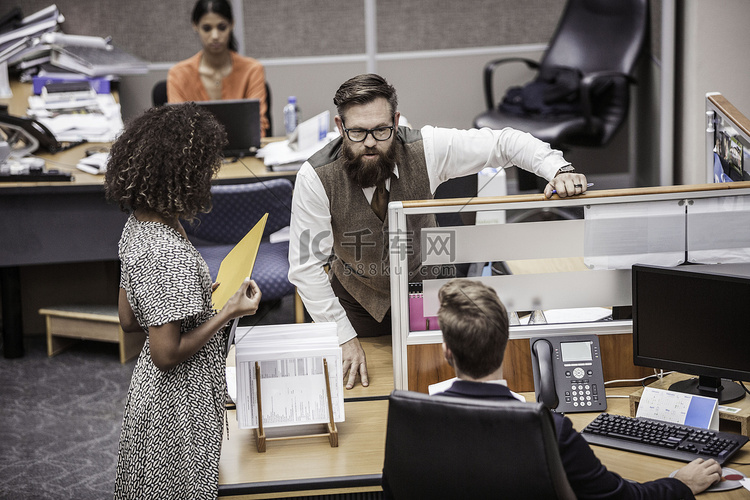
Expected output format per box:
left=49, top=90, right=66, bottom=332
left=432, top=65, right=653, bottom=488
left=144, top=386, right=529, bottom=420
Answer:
left=257, top=111, right=337, bottom=171
left=234, top=322, right=344, bottom=430
left=50, top=43, right=147, bottom=77
left=76, top=151, right=108, bottom=175
left=27, top=92, right=123, bottom=143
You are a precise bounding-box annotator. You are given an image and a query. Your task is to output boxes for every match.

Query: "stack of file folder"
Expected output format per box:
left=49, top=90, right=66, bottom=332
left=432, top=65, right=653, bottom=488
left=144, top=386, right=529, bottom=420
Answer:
left=1, top=5, right=147, bottom=83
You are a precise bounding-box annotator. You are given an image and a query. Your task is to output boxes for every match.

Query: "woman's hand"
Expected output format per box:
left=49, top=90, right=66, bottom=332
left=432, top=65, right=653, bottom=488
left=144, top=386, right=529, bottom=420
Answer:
left=224, top=278, right=262, bottom=318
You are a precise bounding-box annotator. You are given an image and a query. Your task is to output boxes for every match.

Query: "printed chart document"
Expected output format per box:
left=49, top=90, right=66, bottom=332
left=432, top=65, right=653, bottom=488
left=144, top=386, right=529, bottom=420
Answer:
left=637, top=387, right=719, bottom=430
left=234, top=322, right=344, bottom=430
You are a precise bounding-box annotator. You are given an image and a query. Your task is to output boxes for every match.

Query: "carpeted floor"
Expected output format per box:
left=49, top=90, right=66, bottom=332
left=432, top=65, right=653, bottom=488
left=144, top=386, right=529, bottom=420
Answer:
left=0, top=296, right=296, bottom=500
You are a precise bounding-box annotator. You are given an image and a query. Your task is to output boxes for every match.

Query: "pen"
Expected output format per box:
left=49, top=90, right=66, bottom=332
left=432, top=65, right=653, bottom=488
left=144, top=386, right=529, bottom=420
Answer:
left=552, top=182, right=594, bottom=195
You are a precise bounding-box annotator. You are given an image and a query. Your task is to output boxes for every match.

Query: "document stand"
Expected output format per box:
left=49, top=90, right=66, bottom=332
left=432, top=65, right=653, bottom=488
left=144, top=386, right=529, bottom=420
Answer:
left=253, top=359, right=339, bottom=453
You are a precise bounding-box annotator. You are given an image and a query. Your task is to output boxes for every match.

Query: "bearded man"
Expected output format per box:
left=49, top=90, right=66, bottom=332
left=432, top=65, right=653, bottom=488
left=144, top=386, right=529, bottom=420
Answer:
left=288, top=73, right=588, bottom=389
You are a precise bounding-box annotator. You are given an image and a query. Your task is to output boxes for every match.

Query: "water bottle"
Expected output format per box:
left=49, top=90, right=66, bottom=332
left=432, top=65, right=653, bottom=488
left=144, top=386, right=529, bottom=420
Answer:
left=283, top=96, right=300, bottom=137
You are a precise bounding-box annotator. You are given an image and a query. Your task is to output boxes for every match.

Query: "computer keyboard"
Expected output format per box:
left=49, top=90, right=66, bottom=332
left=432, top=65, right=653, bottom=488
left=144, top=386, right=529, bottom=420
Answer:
left=581, top=413, right=748, bottom=465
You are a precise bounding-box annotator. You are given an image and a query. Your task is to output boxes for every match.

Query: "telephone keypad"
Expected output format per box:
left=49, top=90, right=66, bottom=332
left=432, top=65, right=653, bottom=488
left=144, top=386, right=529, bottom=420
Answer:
left=568, top=379, right=600, bottom=407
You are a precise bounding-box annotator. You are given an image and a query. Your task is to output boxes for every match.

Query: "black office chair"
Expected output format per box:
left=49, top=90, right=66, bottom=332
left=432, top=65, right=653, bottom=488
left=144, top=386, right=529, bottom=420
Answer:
left=382, top=390, right=576, bottom=500
left=433, top=174, right=478, bottom=278
left=474, top=0, right=649, bottom=193
left=152, top=80, right=168, bottom=107
left=263, top=81, right=272, bottom=137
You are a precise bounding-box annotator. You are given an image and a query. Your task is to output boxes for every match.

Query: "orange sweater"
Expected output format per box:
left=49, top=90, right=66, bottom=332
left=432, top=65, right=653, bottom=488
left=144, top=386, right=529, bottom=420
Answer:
left=167, top=51, right=269, bottom=136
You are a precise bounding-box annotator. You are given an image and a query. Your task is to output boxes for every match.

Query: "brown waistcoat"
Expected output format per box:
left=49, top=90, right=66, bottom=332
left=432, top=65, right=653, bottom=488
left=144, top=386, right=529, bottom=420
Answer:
left=309, top=127, right=438, bottom=321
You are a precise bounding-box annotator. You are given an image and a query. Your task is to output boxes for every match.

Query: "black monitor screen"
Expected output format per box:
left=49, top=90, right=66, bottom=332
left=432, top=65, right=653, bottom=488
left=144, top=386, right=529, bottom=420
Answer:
left=632, top=264, right=750, bottom=403
left=193, top=99, right=261, bottom=157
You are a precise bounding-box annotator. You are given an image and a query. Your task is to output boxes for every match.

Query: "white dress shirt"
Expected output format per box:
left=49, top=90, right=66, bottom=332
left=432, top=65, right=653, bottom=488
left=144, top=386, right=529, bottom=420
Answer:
left=288, top=125, right=570, bottom=344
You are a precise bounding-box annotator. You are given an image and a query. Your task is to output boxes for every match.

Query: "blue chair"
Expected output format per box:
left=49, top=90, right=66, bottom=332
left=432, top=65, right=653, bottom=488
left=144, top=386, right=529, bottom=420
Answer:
left=183, top=179, right=303, bottom=322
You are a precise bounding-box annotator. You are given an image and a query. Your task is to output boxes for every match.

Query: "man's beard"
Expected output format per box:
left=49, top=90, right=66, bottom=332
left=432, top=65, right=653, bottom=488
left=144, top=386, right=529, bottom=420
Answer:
left=343, top=139, right=398, bottom=189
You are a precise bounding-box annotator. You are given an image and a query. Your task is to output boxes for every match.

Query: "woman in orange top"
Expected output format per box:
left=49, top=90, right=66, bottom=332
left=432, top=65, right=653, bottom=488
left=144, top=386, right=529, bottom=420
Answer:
left=167, top=0, right=269, bottom=136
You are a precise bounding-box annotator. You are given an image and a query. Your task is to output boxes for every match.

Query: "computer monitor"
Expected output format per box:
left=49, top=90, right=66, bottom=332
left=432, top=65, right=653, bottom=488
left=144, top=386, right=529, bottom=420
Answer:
left=632, top=263, right=750, bottom=404
left=194, top=99, right=261, bottom=158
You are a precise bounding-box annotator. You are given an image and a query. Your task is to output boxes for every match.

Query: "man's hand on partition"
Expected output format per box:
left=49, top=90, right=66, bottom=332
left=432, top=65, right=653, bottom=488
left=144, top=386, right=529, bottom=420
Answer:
left=544, top=172, right=589, bottom=198
left=341, top=337, right=369, bottom=389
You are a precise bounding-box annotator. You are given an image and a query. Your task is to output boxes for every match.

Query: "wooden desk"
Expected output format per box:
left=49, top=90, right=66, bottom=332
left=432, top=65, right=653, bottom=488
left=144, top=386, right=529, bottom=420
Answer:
left=556, top=387, right=750, bottom=499
left=220, top=336, right=392, bottom=498
left=220, top=337, right=749, bottom=498
left=628, top=373, right=750, bottom=437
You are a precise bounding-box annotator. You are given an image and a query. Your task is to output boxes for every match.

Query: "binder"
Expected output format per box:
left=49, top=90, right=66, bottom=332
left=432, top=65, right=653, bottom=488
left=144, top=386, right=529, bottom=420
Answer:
left=50, top=44, right=147, bottom=77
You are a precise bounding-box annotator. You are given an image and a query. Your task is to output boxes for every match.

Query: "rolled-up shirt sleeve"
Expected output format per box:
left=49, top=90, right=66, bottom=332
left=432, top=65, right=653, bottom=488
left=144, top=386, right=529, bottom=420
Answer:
left=288, top=162, right=358, bottom=344
left=421, top=125, right=570, bottom=194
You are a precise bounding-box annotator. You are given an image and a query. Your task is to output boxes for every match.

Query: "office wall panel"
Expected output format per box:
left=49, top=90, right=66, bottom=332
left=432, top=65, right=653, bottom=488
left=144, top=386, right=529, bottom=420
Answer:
left=19, top=0, right=200, bottom=62
left=379, top=49, right=543, bottom=130
left=17, top=0, right=563, bottom=62
left=651, top=0, right=662, bottom=63
left=377, top=0, right=563, bottom=52
left=242, top=1, right=366, bottom=58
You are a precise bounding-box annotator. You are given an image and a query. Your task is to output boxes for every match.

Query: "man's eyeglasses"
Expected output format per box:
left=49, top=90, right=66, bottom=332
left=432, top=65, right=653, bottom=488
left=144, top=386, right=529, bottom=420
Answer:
left=342, top=122, right=394, bottom=142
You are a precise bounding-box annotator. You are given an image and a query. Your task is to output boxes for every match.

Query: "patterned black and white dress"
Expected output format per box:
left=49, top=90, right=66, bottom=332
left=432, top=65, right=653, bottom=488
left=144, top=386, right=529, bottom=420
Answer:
left=114, top=215, right=229, bottom=500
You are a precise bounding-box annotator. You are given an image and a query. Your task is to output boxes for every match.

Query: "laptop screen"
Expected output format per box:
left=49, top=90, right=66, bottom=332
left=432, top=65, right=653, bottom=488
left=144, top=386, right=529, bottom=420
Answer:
left=193, top=99, right=261, bottom=158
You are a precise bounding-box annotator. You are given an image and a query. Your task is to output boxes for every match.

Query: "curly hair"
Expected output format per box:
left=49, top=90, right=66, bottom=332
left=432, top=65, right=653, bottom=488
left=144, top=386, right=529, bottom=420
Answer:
left=104, top=102, right=226, bottom=221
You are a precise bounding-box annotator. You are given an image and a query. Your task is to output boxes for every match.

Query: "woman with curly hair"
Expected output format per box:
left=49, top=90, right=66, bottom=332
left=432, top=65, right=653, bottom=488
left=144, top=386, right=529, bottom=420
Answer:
left=105, top=102, right=262, bottom=499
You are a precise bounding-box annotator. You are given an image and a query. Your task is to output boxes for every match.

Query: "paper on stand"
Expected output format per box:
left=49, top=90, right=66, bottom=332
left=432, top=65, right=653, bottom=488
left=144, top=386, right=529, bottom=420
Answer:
left=290, top=110, right=330, bottom=151
left=234, top=322, right=344, bottom=430
left=636, top=387, right=719, bottom=431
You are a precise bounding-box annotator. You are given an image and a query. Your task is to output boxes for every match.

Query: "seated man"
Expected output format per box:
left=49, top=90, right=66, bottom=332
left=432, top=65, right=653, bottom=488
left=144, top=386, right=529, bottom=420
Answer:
left=433, top=279, right=722, bottom=499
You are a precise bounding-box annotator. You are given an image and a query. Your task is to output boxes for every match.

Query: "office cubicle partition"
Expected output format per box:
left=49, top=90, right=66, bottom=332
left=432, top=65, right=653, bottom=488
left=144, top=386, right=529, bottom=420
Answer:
left=388, top=182, right=750, bottom=393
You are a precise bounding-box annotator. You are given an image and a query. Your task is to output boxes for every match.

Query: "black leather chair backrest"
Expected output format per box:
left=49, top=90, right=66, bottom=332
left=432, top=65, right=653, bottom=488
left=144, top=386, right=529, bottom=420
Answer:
left=264, top=81, right=272, bottom=137
left=152, top=80, right=168, bottom=107
left=382, top=390, right=576, bottom=500
left=541, top=0, right=648, bottom=146
left=542, top=0, right=647, bottom=77
left=474, top=0, right=649, bottom=152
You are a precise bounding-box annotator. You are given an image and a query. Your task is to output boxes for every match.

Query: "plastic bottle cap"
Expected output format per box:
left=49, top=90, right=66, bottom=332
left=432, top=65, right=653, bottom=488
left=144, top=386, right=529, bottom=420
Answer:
left=288, top=96, right=297, bottom=103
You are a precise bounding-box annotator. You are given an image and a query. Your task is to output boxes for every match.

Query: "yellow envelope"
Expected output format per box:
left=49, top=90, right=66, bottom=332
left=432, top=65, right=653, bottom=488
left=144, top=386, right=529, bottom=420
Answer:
left=212, top=213, right=268, bottom=310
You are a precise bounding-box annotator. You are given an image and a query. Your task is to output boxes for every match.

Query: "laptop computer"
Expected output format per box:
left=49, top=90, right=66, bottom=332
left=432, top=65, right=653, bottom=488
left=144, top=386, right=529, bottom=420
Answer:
left=194, top=98, right=261, bottom=158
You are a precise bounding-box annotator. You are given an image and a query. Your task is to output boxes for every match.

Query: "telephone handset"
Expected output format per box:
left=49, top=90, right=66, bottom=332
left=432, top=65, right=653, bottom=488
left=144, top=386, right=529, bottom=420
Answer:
left=0, top=113, right=64, bottom=153
left=530, top=334, right=606, bottom=413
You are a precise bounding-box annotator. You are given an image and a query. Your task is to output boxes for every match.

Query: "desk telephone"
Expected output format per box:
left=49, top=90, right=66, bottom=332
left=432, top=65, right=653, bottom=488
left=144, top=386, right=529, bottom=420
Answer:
left=530, top=335, right=607, bottom=413
left=0, top=113, right=63, bottom=153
